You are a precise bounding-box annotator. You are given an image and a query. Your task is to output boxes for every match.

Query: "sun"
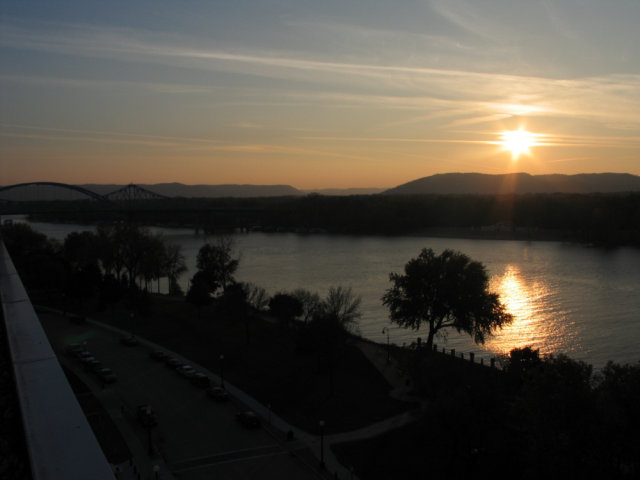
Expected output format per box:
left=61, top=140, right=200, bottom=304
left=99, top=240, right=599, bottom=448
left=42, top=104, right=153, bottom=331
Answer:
left=500, top=129, right=536, bottom=159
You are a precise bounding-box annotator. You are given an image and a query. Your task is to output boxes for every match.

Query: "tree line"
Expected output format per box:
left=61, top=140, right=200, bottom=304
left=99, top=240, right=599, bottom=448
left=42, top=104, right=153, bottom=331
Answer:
left=0, top=221, right=363, bottom=348
left=22, top=191, right=640, bottom=245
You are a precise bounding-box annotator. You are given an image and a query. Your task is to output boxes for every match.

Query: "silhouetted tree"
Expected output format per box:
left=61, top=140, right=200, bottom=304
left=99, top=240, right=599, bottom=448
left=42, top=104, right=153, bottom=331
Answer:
left=512, top=354, right=597, bottom=477
left=96, top=222, right=159, bottom=288
left=504, top=345, right=543, bottom=388
left=304, top=286, right=362, bottom=395
left=382, top=248, right=512, bottom=351
left=1, top=223, right=64, bottom=294
left=269, top=293, right=303, bottom=327
left=164, top=244, right=187, bottom=296
left=593, top=361, right=640, bottom=475
left=99, top=273, right=124, bottom=311
left=322, top=285, right=362, bottom=334
left=63, top=231, right=100, bottom=271
left=185, top=271, right=212, bottom=317
left=65, top=263, right=102, bottom=307
left=195, top=237, right=239, bottom=296
left=292, top=288, right=323, bottom=323
left=140, top=232, right=166, bottom=292
left=218, top=282, right=251, bottom=343
left=243, top=282, right=269, bottom=312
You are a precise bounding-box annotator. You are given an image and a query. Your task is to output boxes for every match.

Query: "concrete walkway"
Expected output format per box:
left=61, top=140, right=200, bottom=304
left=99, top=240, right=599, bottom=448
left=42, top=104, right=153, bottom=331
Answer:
left=355, top=340, right=426, bottom=406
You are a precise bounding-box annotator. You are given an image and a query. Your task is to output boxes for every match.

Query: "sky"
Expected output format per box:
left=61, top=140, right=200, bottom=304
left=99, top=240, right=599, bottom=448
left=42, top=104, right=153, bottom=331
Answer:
left=2, top=1, right=640, bottom=189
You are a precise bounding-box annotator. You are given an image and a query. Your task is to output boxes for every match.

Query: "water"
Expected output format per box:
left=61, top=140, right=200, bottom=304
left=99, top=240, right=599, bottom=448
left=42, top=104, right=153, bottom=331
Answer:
left=10, top=216, right=640, bottom=368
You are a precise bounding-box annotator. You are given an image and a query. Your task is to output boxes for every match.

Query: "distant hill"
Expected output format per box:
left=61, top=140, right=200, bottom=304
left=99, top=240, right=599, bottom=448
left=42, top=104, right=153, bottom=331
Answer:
left=303, top=187, right=386, bottom=196
left=383, top=173, right=640, bottom=195
left=82, top=183, right=302, bottom=198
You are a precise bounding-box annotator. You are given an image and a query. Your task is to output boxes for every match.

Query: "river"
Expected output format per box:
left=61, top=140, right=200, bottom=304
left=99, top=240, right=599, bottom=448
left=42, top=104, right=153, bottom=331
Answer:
left=10, top=216, right=640, bottom=368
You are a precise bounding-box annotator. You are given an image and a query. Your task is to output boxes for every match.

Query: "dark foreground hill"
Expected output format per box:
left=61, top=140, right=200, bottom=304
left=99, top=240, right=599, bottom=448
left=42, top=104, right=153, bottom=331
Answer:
left=384, top=173, right=640, bottom=195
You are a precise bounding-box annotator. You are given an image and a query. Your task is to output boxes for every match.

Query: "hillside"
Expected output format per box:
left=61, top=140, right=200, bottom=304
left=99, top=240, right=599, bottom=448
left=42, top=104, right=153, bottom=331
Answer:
left=383, top=173, right=640, bottom=195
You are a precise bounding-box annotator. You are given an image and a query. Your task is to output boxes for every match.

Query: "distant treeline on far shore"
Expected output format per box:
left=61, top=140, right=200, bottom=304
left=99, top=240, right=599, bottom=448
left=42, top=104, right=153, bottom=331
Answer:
left=18, top=191, right=640, bottom=246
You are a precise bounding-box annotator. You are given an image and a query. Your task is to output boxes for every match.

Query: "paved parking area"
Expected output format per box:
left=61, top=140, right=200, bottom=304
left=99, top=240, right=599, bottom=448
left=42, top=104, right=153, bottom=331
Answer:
left=40, top=312, right=325, bottom=480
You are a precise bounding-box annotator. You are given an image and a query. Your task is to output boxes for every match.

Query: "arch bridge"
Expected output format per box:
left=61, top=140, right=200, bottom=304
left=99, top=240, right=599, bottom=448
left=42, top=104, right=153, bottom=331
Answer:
left=0, top=182, right=168, bottom=215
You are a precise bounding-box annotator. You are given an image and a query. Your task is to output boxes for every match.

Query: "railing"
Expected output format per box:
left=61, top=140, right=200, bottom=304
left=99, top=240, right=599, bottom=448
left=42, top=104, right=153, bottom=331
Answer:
left=432, top=343, right=502, bottom=369
left=0, top=239, right=115, bottom=480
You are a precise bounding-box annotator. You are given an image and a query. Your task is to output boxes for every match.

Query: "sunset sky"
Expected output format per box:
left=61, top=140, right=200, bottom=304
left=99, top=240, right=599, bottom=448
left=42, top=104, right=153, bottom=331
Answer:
left=2, top=1, right=640, bottom=189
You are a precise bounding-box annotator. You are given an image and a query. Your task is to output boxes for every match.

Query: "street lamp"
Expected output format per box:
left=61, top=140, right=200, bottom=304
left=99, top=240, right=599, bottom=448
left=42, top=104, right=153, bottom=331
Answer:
left=219, top=354, right=225, bottom=389
left=147, top=425, right=154, bottom=455
left=382, top=327, right=390, bottom=364
left=319, top=420, right=325, bottom=469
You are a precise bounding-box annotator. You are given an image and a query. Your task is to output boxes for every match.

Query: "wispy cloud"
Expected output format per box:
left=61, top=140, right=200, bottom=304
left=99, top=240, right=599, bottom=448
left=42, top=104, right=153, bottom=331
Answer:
left=4, top=21, right=640, bottom=131
left=0, top=73, right=210, bottom=94
left=0, top=124, right=222, bottom=148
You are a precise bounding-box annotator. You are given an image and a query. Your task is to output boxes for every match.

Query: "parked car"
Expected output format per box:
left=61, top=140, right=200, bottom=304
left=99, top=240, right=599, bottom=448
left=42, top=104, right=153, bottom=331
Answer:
left=65, top=343, right=86, bottom=356
left=84, top=359, right=102, bottom=372
left=76, top=351, right=95, bottom=363
left=137, top=404, right=157, bottom=427
left=164, top=356, right=183, bottom=368
left=190, top=373, right=211, bottom=388
left=120, top=335, right=139, bottom=346
left=236, top=410, right=260, bottom=428
left=149, top=349, right=168, bottom=361
left=176, top=365, right=197, bottom=378
left=207, top=386, right=229, bottom=402
left=95, top=367, right=117, bottom=384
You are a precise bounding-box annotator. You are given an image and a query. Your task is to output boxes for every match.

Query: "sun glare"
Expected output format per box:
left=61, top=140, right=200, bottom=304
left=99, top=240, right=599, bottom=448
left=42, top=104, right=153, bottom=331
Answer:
left=500, top=129, right=536, bottom=159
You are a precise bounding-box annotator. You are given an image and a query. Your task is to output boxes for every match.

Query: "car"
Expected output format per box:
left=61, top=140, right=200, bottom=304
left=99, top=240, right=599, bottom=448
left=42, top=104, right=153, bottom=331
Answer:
left=84, top=359, right=102, bottom=372
left=95, top=368, right=117, bottom=383
left=76, top=351, right=95, bottom=363
left=176, top=365, right=197, bottom=378
left=70, top=347, right=91, bottom=359
left=164, top=356, right=183, bottom=368
left=137, top=404, right=157, bottom=427
left=190, top=372, right=211, bottom=388
left=236, top=410, right=260, bottom=428
left=65, top=343, right=86, bottom=356
left=149, top=349, right=168, bottom=361
left=206, top=386, right=229, bottom=402
left=120, top=335, right=139, bottom=346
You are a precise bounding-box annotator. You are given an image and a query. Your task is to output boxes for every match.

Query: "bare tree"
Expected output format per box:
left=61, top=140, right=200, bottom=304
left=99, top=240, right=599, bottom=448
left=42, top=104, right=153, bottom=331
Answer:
left=321, top=285, right=362, bottom=334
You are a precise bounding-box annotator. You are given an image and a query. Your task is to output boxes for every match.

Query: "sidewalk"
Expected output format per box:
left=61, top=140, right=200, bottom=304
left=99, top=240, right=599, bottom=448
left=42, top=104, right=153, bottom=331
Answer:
left=355, top=340, right=427, bottom=408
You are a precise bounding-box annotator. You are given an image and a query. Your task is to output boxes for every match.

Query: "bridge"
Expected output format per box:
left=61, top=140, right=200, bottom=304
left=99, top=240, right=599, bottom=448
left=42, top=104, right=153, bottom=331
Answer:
left=0, top=182, right=168, bottom=204
left=0, top=182, right=175, bottom=217
left=0, top=182, right=265, bottom=232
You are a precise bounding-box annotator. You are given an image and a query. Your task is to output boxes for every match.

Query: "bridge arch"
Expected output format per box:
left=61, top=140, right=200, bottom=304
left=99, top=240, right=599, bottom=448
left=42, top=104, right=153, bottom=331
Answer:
left=0, top=182, right=110, bottom=202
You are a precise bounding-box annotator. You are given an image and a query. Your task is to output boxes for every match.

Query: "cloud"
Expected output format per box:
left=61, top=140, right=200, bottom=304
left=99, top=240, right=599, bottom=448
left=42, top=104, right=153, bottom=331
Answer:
left=3, top=18, right=640, bottom=154
left=0, top=124, right=222, bottom=148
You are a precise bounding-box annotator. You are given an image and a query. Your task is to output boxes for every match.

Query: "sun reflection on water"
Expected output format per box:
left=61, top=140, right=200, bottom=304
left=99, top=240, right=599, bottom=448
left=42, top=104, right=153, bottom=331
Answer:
left=486, top=265, right=570, bottom=356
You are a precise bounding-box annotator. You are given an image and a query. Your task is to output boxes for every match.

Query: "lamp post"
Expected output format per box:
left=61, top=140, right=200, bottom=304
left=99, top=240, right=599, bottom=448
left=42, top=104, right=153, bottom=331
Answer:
left=147, top=425, right=154, bottom=455
left=382, top=327, right=390, bottom=364
left=219, top=354, right=225, bottom=389
left=319, top=420, right=325, bottom=469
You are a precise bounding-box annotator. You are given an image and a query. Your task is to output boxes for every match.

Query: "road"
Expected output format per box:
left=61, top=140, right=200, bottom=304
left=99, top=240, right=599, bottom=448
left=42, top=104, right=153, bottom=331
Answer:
left=39, top=311, right=326, bottom=480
